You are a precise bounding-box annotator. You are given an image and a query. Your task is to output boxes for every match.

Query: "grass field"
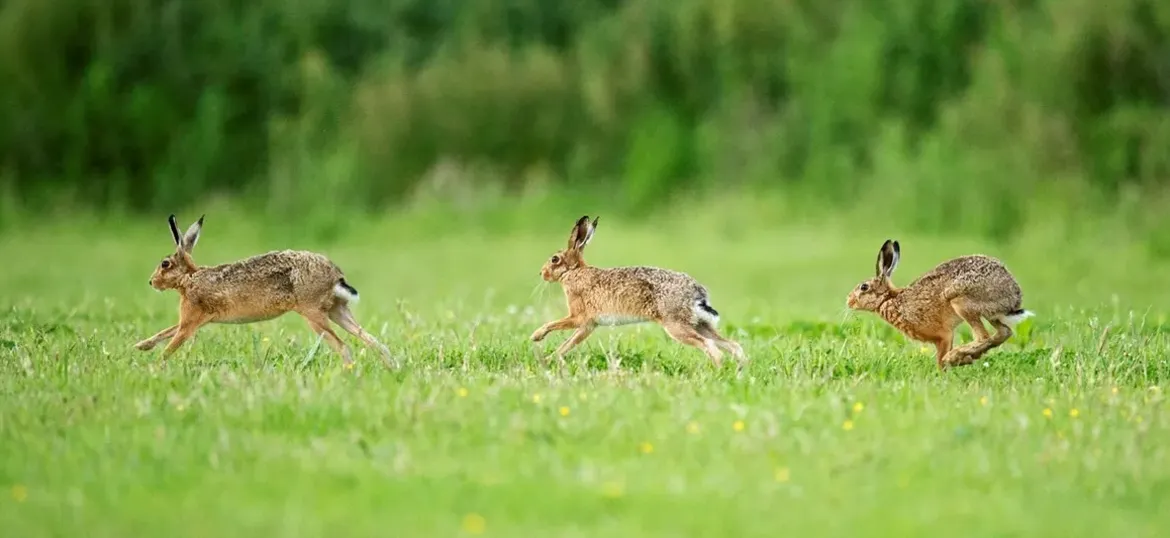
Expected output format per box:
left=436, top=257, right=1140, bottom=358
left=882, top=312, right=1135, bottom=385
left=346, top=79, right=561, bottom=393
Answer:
left=2, top=201, right=1170, bottom=537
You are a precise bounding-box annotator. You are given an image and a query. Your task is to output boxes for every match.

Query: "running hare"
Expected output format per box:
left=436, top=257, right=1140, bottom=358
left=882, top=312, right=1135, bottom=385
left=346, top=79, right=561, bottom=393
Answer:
left=846, top=239, right=1032, bottom=369
left=134, top=214, right=394, bottom=367
left=531, top=216, right=745, bottom=370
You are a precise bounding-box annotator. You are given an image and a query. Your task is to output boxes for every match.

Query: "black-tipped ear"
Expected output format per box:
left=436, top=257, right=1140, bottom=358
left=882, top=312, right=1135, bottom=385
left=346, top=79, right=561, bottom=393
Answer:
left=878, top=239, right=900, bottom=279
left=568, top=215, right=591, bottom=250
left=168, top=215, right=181, bottom=246
left=580, top=216, right=598, bottom=248
left=181, top=215, right=204, bottom=253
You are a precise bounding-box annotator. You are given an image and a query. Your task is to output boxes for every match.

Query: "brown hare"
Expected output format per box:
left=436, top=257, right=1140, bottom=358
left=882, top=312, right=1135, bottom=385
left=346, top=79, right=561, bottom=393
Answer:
left=531, top=216, right=745, bottom=370
left=134, top=214, right=395, bottom=367
left=846, top=239, right=1033, bottom=369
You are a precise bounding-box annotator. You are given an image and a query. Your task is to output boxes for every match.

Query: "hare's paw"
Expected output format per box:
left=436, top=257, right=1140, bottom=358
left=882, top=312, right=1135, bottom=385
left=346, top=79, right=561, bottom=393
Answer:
left=530, top=328, right=549, bottom=342
left=942, top=348, right=975, bottom=368
left=134, top=340, right=157, bottom=351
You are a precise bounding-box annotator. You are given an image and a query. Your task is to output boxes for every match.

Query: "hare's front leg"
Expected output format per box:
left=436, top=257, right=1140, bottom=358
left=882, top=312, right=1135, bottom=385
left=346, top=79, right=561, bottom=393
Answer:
left=552, top=325, right=596, bottom=360
left=162, top=312, right=210, bottom=358
left=531, top=316, right=581, bottom=342
left=931, top=336, right=953, bottom=370
left=136, top=324, right=178, bottom=351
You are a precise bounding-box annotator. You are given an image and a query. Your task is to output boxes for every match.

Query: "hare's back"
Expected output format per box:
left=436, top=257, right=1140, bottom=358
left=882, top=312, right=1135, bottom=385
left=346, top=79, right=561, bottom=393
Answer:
left=197, top=250, right=342, bottom=299
left=917, top=254, right=1020, bottom=300
left=603, top=266, right=708, bottom=305
left=611, top=265, right=702, bottom=287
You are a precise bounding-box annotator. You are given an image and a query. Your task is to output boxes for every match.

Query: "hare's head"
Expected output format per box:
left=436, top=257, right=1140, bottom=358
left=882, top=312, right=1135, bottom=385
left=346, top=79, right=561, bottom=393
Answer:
left=150, top=214, right=203, bottom=291
left=541, top=216, right=598, bottom=282
left=847, top=239, right=900, bottom=312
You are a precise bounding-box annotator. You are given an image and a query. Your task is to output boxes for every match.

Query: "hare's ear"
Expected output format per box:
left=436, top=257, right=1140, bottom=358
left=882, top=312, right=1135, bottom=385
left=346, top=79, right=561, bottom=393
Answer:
left=567, top=215, right=592, bottom=251
left=168, top=215, right=182, bottom=246
left=580, top=216, right=599, bottom=249
left=180, top=215, right=205, bottom=253
left=876, top=239, right=900, bottom=279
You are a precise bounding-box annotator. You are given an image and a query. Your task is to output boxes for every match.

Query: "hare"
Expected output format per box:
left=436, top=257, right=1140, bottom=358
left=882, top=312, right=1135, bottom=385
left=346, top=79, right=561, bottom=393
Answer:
left=134, top=214, right=395, bottom=368
left=846, top=239, right=1033, bottom=369
left=530, top=216, right=745, bottom=370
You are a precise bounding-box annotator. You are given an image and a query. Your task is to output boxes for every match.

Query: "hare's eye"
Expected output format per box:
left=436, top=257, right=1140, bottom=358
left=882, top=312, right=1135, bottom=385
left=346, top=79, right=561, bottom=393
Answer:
left=550, top=255, right=561, bottom=264
left=161, top=259, right=171, bottom=269
left=859, top=282, right=869, bottom=292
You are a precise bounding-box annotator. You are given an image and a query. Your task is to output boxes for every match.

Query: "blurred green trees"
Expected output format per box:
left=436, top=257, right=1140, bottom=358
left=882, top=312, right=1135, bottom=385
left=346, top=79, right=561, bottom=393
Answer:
left=2, top=0, right=1169, bottom=229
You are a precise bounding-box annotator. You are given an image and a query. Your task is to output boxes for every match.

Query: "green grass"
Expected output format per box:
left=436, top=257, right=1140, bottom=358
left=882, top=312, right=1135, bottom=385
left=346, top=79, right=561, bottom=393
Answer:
left=2, top=202, right=1170, bottom=537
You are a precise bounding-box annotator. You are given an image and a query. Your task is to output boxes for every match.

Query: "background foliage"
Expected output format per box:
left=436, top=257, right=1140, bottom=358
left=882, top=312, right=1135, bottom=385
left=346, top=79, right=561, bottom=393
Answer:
left=3, top=0, right=1170, bottom=242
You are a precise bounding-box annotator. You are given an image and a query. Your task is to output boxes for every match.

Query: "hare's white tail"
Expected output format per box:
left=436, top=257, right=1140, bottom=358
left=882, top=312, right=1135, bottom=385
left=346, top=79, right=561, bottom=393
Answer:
left=333, top=279, right=360, bottom=304
left=695, top=299, right=720, bottom=326
left=1001, top=309, right=1034, bottom=327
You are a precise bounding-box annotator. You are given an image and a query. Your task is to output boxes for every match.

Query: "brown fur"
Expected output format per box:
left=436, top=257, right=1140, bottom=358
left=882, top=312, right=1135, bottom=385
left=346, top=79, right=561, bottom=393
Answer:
left=531, top=216, right=745, bottom=370
left=135, top=215, right=395, bottom=367
left=846, top=239, right=1029, bottom=369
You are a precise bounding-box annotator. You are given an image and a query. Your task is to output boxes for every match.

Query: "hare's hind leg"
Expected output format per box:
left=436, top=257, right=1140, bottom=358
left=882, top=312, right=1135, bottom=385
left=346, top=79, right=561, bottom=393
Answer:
left=951, top=297, right=992, bottom=342
left=663, top=321, right=723, bottom=368
left=948, top=320, right=1012, bottom=367
left=298, top=309, right=352, bottom=365
left=696, top=323, right=746, bottom=369
left=945, top=298, right=1009, bottom=366
left=329, top=304, right=396, bottom=368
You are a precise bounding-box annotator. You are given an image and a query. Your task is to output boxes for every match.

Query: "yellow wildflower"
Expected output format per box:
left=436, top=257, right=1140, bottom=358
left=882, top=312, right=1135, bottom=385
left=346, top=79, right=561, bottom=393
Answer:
left=602, top=481, right=624, bottom=498
left=774, top=467, right=790, bottom=483
left=461, top=513, right=486, bottom=535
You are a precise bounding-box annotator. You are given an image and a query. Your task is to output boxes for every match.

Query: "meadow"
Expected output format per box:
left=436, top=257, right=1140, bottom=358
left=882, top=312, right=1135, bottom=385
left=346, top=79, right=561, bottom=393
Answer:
left=4, top=0, right=1170, bottom=534
left=2, top=196, right=1169, bottom=537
